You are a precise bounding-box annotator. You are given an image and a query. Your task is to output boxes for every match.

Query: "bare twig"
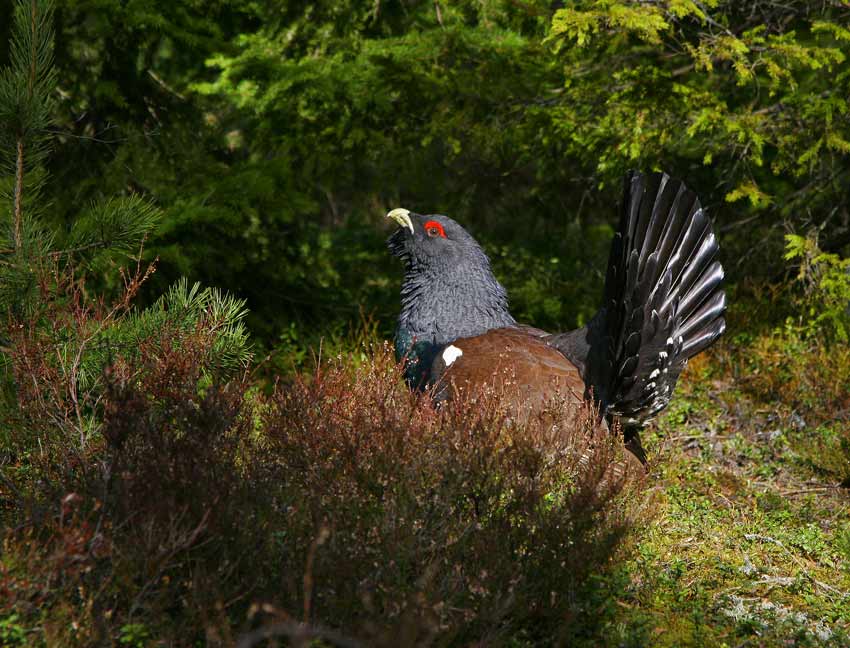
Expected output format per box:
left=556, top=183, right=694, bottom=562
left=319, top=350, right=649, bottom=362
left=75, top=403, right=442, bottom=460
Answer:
left=434, top=0, right=444, bottom=27
left=302, top=525, right=330, bottom=623
left=779, top=486, right=842, bottom=496
left=14, top=138, right=24, bottom=251
left=146, top=69, right=186, bottom=101
left=128, top=508, right=212, bottom=618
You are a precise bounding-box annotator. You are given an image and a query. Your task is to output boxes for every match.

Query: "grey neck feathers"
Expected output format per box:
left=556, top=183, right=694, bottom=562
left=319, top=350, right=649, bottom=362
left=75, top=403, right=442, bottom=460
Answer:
left=397, top=250, right=515, bottom=346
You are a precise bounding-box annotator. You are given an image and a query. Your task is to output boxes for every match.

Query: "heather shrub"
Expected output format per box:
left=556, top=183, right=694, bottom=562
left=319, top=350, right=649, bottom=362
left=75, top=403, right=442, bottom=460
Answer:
left=1, top=268, right=258, bottom=644
left=254, top=345, right=642, bottom=646
left=2, top=328, right=643, bottom=645
left=737, top=324, right=850, bottom=422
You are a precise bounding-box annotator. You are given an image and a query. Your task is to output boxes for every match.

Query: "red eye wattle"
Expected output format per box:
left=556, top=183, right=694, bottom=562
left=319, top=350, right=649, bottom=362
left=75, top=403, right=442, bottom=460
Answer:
left=424, top=220, right=446, bottom=238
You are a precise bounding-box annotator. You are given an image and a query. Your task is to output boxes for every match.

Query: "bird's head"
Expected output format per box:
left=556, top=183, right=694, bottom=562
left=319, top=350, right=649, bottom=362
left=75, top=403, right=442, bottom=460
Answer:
left=385, top=207, right=515, bottom=357
left=386, top=208, right=486, bottom=271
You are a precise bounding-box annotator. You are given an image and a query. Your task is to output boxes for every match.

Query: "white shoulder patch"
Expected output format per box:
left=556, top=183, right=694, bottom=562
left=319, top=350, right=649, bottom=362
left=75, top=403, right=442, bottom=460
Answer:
left=442, top=345, right=463, bottom=367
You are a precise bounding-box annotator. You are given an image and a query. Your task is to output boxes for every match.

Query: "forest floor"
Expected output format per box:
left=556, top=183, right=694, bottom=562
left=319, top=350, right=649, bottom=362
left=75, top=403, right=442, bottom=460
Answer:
left=594, top=347, right=850, bottom=647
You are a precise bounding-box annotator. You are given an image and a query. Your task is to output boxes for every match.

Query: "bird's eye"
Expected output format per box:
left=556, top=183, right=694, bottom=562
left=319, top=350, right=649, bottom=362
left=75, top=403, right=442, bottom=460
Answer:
left=424, top=220, right=446, bottom=238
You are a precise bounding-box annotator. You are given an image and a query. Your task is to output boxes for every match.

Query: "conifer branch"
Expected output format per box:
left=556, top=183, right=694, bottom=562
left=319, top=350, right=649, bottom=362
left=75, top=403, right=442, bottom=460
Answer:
left=14, top=138, right=24, bottom=251
left=28, top=0, right=38, bottom=99
left=16, top=0, right=37, bottom=251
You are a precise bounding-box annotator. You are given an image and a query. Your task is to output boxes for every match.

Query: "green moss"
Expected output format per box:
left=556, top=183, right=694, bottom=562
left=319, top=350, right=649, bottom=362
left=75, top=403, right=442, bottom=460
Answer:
left=579, top=337, right=850, bottom=648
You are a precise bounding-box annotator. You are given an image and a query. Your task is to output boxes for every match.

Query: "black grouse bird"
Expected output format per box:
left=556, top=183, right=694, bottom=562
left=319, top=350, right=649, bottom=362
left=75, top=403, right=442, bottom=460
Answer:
left=386, top=171, right=726, bottom=464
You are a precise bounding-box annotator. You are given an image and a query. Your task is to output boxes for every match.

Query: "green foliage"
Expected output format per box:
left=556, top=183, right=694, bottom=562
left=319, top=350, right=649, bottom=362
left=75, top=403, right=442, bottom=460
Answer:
left=67, top=196, right=161, bottom=259
left=0, top=614, right=27, bottom=646
left=118, top=624, right=151, bottom=647
left=0, top=0, right=250, bottom=457
left=551, top=1, right=672, bottom=45
left=32, top=0, right=602, bottom=343
left=0, top=0, right=56, bottom=322
left=27, top=0, right=847, bottom=352
left=0, top=0, right=162, bottom=324
left=546, top=0, right=850, bottom=279
left=785, top=233, right=850, bottom=342
left=0, top=0, right=55, bottom=178
left=122, top=278, right=252, bottom=373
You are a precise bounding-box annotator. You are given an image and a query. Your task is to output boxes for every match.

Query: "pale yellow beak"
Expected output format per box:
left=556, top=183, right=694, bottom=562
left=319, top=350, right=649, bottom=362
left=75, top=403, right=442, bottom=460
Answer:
left=386, top=208, right=414, bottom=234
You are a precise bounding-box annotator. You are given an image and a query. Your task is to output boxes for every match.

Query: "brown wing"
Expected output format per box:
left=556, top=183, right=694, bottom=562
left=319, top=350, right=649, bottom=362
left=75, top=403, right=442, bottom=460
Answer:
left=429, top=327, right=646, bottom=475
left=429, top=327, right=585, bottom=413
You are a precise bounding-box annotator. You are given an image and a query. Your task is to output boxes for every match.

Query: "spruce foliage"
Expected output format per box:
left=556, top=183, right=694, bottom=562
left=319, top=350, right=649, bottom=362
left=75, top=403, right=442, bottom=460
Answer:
left=32, top=0, right=849, bottom=347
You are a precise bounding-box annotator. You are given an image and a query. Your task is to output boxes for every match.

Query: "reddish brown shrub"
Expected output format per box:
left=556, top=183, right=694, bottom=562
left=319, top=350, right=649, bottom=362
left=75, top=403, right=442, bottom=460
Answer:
left=3, top=301, right=643, bottom=646
left=253, top=344, right=641, bottom=646
left=2, top=266, right=260, bottom=645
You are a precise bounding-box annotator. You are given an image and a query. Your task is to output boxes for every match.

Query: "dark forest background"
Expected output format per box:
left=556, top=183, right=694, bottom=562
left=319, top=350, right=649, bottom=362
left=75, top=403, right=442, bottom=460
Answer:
left=3, top=0, right=849, bottom=351
left=1, top=1, right=849, bottom=646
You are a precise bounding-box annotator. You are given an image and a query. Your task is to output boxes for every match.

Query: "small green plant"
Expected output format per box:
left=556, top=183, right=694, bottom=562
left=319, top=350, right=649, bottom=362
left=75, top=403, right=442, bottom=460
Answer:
left=836, top=525, right=850, bottom=570
left=0, top=615, right=27, bottom=646
left=118, top=623, right=151, bottom=647
left=784, top=233, right=850, bottom=342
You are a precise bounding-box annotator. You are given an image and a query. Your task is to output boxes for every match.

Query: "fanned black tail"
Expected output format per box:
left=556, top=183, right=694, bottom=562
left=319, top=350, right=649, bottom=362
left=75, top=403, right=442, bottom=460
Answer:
left=550, top=171, right=726, bottom=426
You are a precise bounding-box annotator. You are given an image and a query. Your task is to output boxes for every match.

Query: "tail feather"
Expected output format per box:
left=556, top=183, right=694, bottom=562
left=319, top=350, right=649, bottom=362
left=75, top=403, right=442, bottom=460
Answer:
left=548, top=171, right=726, bottom=427
left=679, top=290, right=726, bottom=340
left=678, top=260, right=724, bottom=318
left=682, top=317, right=726, bottom=357
left=638, top=176, right=685, bottom=267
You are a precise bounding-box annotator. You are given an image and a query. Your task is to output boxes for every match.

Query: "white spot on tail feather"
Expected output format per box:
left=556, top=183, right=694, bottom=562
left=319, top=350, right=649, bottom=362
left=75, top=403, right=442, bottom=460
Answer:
left=442, top=345, right=463, bottom=366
